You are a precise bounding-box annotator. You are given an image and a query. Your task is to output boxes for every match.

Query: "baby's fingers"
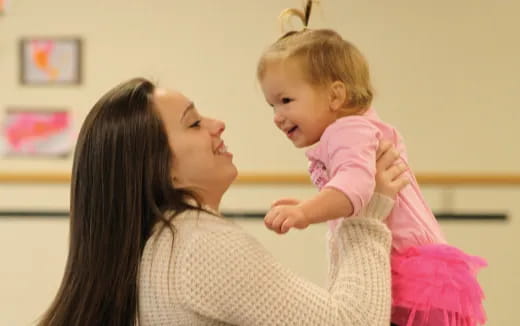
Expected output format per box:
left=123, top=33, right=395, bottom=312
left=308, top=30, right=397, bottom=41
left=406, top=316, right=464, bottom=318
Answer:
left=264, top=209, right=278, bottom=231
left=271, top=213, right=287, bottom=234
left=280, top=219, right=295, bottom=234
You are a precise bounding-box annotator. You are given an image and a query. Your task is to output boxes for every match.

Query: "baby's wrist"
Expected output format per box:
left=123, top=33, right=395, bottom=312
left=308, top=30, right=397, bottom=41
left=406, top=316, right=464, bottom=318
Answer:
left=297, top=200, right=330, bottom=225
left=297, top=201, right=316, bottom=225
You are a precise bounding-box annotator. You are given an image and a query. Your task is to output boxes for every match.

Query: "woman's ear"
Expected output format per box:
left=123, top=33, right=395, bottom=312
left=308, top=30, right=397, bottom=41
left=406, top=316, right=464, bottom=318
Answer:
left=171, top=173, right=181, bottom=186
left=329, top=81, right=347, bottom=112
left=171, top=173, right=189, bottom=189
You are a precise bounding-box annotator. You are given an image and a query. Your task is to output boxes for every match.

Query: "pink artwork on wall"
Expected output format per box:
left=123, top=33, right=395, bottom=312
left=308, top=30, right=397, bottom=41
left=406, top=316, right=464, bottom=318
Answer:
left=2, top=110, right=72, bottom=157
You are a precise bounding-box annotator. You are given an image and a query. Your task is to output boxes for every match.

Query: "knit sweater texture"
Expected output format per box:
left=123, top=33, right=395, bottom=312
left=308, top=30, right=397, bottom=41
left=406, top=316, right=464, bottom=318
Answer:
left=139, top=194, right=394, bottom=325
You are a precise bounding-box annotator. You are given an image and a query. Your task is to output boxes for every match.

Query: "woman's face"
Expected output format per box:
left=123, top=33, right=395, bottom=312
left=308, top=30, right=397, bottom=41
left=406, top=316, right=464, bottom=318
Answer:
left=152, top=88, right=237, bottom=209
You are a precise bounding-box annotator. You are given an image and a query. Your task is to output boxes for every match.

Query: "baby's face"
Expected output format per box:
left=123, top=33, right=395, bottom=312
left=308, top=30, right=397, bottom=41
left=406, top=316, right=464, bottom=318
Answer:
left=259, top=59, right=337, bottom=148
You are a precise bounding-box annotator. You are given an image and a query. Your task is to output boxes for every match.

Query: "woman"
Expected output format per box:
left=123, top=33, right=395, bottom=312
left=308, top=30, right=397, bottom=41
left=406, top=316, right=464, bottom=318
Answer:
left=39, top=78, right=407, bottom=326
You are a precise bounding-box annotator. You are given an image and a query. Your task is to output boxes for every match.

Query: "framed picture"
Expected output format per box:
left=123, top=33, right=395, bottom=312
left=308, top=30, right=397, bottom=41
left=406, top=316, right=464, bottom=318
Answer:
left=1, top=108, right=72, bottom=157
left=19, top=37, right=82, bottom=85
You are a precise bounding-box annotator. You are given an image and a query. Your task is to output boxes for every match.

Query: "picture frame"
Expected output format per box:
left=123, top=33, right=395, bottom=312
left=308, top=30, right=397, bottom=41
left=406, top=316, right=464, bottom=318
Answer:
left=1, top=108, right=73, bottom=157
left=19, top=37, right=82, bottom=85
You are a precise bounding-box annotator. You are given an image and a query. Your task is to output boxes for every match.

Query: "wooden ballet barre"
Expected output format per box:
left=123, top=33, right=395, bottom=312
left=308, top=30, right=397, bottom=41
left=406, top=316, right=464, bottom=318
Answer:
left=0, top=172, right=519, bottom=185
left=235, top=173, right=520, bottom=185
left=0, top=173, right=71, bottom=184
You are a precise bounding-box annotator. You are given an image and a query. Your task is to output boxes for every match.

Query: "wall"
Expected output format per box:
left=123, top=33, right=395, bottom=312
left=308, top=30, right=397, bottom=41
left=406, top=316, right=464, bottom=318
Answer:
left=0, top=0, right=518, bottom=325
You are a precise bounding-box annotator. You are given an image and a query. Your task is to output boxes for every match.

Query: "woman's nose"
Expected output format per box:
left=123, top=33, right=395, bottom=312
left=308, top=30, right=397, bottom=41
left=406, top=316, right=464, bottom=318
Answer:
left=210, top=118, right=225, bottom=136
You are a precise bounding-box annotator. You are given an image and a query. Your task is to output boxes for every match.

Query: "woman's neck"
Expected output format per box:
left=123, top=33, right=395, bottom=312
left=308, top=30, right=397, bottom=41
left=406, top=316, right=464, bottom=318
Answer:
left=197, top=191, right=223, bottom=214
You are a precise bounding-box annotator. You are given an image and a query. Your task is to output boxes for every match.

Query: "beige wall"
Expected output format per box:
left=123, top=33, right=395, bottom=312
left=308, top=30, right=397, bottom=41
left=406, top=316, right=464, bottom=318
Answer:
left=0, top=0, right=518, bottom=325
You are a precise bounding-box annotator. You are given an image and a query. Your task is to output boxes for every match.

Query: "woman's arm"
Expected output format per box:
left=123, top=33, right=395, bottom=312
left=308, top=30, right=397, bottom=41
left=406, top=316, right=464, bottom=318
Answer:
left=175, top=145, right=407, bottom=326
left=175, top=205, right=391, bottom=326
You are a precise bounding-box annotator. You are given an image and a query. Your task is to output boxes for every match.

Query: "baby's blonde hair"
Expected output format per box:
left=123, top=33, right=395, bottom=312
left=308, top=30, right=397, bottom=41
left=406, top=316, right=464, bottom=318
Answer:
left=257, top=3, right=373, bottom=112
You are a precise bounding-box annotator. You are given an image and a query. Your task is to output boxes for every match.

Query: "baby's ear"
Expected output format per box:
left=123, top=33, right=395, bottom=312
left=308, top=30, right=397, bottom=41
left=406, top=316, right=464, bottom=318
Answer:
left=329, top=81, right=347, bottom=112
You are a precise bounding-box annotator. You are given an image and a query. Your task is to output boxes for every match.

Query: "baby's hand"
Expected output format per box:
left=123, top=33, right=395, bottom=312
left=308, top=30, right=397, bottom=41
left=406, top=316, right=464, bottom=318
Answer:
left=270, top=197, right=301, bottom=208
left=264, top=204, right=309, bottom=234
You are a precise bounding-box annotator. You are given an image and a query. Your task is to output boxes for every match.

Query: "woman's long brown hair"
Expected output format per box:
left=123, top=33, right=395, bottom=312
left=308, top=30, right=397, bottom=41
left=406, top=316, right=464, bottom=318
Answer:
left=38, top=78, right=200, bottom=325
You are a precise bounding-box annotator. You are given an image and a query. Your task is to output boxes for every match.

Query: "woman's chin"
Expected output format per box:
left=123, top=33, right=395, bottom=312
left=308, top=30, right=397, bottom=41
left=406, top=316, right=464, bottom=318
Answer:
left=216, top=164, right=238, bottom=191
left=228, top=165, right=239, bottom=184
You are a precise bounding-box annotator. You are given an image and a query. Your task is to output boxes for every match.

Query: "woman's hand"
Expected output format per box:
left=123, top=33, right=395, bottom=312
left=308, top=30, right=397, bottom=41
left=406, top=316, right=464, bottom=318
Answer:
left=375, top=141, right=409, bottom=199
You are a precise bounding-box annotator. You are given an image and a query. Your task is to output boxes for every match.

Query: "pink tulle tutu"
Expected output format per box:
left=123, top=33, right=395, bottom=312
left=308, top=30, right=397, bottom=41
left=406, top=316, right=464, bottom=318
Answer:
left=391, top=244, right=487, bottom=326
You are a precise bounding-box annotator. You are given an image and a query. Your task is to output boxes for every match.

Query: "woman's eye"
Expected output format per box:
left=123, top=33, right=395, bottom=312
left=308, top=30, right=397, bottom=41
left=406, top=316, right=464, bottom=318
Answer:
left=189, top=120, right=201, bottom=128
left=281, top=97, right=293, bottom=104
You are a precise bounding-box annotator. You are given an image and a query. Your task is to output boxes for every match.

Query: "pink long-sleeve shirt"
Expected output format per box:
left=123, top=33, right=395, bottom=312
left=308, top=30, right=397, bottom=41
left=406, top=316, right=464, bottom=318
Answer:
left=305, top=108, right=446, bottom=251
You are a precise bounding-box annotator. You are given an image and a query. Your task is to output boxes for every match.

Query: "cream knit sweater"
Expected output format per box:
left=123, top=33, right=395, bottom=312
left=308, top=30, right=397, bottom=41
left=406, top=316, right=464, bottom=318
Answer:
left=138, top=194, right=393, bottom=325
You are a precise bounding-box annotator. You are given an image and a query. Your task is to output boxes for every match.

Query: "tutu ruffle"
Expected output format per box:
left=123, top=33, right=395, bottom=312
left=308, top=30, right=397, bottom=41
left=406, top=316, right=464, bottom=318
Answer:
left=391, top=244, right=487, bottom=326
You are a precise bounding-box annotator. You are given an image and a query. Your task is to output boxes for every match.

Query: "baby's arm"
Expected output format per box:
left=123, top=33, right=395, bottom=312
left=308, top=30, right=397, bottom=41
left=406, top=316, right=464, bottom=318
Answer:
left=265, top=118, right=386, bottom=234
left=265, top=188, right=352, bottom=234
left=323, top=117, right=382, bottom=217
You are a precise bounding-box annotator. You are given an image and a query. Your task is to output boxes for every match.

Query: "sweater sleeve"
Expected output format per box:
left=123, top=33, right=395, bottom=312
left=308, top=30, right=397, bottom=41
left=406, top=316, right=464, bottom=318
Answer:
left=174, top=194, right=394, bottom=326
left=323, top=117, right=381, bottom=217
